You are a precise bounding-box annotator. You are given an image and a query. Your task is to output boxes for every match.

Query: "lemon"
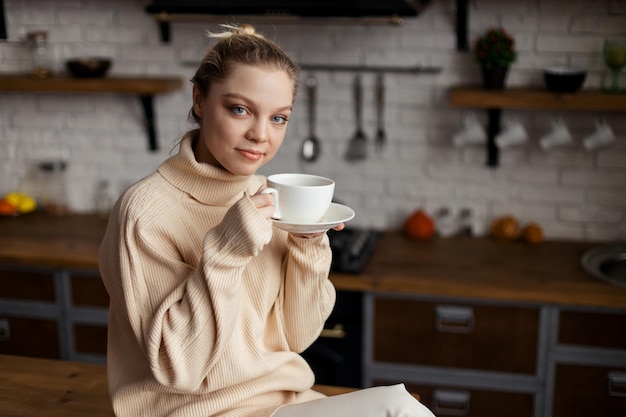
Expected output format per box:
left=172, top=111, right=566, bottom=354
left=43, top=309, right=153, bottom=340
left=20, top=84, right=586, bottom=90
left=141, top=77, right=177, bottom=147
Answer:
left=4, top=192, right=37, bottom=214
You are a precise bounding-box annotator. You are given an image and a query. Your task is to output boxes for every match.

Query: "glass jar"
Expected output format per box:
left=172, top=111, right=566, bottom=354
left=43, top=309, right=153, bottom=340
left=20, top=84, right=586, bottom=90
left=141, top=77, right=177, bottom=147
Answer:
left=38, top=160, right=69, bottom=216
left=94, top=180, right=114, bottom=218
left=26, top=31, right=53, bottom=79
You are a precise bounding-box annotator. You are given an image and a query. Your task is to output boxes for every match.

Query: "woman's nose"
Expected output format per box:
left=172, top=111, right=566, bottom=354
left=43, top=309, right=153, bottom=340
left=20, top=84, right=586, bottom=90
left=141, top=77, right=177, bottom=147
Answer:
left=246, top=118, right=269, bottom=142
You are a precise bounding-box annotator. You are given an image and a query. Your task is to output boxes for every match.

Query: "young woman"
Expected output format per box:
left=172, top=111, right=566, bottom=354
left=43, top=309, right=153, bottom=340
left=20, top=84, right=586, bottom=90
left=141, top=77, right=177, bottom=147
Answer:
left=99, top=23, right=434, bottom=417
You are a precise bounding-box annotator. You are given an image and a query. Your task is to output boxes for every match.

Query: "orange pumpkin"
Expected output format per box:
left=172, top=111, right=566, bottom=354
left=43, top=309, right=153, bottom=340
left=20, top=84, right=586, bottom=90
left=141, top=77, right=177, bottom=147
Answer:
left=523, top=222, right=544, bottom=244
left=404, top=209, right=435, bottom=240
left=490, top=215, right=520, bottom=242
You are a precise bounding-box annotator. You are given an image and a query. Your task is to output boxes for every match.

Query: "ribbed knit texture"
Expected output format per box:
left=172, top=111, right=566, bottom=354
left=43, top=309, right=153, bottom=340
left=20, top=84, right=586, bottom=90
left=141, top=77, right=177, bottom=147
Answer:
left=99, top=132, right=336, bottom=417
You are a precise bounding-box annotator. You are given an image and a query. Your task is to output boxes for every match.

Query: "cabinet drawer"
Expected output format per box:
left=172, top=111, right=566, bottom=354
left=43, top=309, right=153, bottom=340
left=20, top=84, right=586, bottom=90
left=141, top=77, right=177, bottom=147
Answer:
left=374, top=379, right=533, bottom=417
left=70, top=272, right=109, bottom=307
left=374, top=298, right=539, bottom=374
left=559, top=310, right=626, bottom=350
left=553, top=364, right=626, bottom=417
left=0, top=268, right=55, bottom=301
left=0, top=316, right=60, bottom=358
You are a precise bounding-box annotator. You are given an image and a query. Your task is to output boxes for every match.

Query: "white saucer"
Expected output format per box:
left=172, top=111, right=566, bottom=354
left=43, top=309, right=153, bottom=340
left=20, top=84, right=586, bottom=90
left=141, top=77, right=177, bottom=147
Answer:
left=272, top=203, right=355, bottom=234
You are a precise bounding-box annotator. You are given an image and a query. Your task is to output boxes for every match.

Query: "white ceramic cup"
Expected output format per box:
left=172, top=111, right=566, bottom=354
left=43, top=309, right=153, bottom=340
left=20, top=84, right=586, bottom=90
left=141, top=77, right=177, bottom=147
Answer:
left=583, top=121, right=615, bottom=151
left=260, top=173, right=335, bottom=223
left=453, top=114, right=487, bottom=146
left=495, top=120, right=529, bottom=149
left=540, top=119, right=573, bottom=150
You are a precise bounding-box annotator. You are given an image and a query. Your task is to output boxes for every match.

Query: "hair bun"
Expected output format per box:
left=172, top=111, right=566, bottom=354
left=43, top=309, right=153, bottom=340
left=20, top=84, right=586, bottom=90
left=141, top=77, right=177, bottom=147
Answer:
left=237, top=23, right=256, bottom=36
left=207, top=23, right=264, bottom=40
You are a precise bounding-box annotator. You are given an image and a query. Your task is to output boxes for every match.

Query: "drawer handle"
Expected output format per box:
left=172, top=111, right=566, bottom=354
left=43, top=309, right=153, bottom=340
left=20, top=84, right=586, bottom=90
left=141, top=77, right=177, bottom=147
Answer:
left=435, top=305, right=474, bottom=334
left=320, top=324, right=346, bottom=339
left=608, top=371, right=626, bottom=398
left=433, top=389, right=470, bottom=416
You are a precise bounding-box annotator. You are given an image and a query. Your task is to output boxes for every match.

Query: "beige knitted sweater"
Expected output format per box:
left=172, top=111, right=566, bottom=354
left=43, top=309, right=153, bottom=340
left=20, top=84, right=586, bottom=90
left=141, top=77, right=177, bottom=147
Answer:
left=99, top=133, right=336, bottom=417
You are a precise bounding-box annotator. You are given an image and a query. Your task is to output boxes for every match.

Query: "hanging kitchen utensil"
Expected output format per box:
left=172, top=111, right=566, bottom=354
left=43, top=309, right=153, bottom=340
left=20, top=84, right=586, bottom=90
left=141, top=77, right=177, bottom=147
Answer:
left=375, top=73, right=386, bottom=153
left=344, top=73, right=367, bottom=161
left=300, top=74, right=320, bottom=162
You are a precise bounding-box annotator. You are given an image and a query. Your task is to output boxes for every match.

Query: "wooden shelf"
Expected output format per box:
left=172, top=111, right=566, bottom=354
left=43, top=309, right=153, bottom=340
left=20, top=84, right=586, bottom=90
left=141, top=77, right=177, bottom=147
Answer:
left=450, top=86, right=626, bottom=112
left=449, top=86, right=626, bottom=167
left=0, top=73, right=184, bottom=151
left=0, top=73, right=182, bottom=94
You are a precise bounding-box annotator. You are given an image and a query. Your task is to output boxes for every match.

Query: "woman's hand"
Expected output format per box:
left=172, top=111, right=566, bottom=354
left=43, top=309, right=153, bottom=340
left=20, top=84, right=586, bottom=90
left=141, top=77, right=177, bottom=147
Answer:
left=251, top=186, right=276, bottom=219
left=252, top=186, right=345, bottom=238
left=292, top=222, right=345, bottom=239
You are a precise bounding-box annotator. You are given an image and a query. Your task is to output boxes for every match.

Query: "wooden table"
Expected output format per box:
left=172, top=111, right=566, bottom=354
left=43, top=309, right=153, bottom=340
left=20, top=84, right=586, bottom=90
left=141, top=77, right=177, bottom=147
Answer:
left=0, top=354, right=385, bottom=417
left=0, top=354, right=113, bottom=417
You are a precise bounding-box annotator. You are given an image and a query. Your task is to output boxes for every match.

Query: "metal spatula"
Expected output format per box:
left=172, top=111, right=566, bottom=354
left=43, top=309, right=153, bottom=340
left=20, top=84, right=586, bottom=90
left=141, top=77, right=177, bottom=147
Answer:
left=344, top=73, right=367, bottom=161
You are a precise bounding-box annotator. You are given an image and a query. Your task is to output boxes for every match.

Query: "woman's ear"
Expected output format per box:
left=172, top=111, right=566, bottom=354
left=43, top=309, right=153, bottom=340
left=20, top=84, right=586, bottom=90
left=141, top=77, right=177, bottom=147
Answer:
left=192, top=85, right=203, bottom=119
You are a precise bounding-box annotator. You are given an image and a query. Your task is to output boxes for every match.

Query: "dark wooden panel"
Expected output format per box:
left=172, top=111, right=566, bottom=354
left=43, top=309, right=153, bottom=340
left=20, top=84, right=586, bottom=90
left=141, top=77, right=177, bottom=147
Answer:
left=73, top=324, right=107, bottom=355
left=70, top=273, right=109, bottom=307
left=0, top=316, right=59, bottom=358
left=0, top=268, right=55, bottom=301
left=559, top=310, right=626, bottom=350
left=553, top=364, right=626, bottom=417
left=374, top=298, right=539, bottom=374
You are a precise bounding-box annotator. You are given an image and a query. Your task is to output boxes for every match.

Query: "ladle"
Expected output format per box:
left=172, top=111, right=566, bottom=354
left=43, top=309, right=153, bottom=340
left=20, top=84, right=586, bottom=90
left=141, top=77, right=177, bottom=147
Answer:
left=300, top=75, right=320, bottom=162
left=375, top=73, right=386, bottom=153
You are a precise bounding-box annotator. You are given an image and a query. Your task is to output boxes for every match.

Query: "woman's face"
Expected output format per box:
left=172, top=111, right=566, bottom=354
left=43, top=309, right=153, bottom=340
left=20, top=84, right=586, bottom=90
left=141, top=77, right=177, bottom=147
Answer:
left=192, top=64, right=294, bottom=176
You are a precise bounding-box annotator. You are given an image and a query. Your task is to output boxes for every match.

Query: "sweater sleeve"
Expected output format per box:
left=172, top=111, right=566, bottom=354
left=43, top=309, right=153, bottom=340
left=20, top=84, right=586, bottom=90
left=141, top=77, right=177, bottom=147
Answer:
left=114, top=194, right=273, bottom=392
left=279, top=233, right=336, bottom=353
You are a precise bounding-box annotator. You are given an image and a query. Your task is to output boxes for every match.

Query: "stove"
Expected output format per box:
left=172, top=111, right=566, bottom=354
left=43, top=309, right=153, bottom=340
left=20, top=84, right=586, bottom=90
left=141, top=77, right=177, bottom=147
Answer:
left=328, top=227, right=380, bottom=274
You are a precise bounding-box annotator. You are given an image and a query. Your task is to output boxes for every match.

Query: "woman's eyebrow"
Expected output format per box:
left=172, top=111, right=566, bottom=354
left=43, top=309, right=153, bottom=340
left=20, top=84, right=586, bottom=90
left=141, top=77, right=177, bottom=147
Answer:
left=223, top=93, right=292, bottom=112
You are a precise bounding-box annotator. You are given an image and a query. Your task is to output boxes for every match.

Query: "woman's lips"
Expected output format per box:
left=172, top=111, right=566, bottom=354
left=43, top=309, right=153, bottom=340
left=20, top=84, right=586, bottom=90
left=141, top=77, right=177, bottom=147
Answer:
left=238, top=148, right=263, bottom=161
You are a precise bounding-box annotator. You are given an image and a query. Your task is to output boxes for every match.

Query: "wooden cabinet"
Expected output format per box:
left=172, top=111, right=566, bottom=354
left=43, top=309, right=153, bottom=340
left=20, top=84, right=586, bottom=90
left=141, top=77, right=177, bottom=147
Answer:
left=0, top=266, right=108, bottom=362
left=0, top=267, right=60, bottom=359
left=549, top=308, right=626, bottom=417
left=367, top=294, right=540, bottom=417
left=374, top=298, right=539, bottom=373
left=365, top=294, right=626, bottom=417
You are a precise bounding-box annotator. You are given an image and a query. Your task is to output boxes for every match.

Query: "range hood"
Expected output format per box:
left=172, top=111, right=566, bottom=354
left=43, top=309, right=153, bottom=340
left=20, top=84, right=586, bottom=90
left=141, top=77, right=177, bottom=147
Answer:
left=146, top=0, right=431, bottom=42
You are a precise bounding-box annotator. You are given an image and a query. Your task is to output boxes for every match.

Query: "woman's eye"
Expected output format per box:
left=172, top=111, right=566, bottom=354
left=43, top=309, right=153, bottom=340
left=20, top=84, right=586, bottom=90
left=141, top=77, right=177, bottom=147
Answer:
left=271, top=115, right=289, bottom=124
left=230, top=106, right=247, bottom=115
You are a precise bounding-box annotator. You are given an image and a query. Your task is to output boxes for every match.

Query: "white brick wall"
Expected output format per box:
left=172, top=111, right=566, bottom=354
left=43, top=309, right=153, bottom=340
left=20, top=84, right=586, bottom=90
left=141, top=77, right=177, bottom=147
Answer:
left=0, top=0, right=625, bottom=242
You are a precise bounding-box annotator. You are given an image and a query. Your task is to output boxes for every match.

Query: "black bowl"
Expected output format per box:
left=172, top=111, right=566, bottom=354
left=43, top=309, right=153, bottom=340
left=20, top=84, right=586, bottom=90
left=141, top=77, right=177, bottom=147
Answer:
left=544, top=66, right=586, bottom=93
left=66, top=57, right=112, bottom=78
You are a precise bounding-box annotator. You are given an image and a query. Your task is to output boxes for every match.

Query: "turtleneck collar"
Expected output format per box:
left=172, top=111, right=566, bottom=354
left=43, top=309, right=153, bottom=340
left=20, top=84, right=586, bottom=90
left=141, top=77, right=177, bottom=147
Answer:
left=157, top=131, right=253, bottom=206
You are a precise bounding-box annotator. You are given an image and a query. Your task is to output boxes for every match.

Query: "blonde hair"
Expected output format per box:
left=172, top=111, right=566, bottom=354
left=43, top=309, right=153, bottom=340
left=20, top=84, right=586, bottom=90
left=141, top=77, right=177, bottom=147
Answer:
left=188, top=23, right=301, bottom=124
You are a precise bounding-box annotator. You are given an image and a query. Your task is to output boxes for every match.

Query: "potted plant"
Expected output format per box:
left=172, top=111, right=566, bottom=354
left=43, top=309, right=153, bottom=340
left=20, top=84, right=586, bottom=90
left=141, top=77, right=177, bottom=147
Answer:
left=473, top=27, right=518, bottom=89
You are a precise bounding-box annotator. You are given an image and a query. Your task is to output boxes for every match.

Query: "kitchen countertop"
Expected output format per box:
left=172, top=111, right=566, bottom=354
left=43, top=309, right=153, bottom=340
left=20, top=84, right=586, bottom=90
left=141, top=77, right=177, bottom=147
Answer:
left=1, top=213, right=624, bottom=310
